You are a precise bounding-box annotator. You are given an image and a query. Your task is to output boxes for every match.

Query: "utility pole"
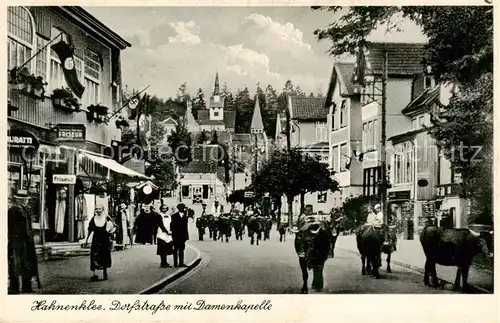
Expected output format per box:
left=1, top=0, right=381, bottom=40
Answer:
left=232, top=145, right=236, bottom=194
left=285, top=106, right=293, bottom=227
left=381, top=50, right=389, bottom=240
left=253, top=133, right=258, bottom=207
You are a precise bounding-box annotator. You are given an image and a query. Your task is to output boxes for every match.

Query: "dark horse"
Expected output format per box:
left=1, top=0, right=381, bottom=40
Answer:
left=290, top=218, right=339, bottom=293
left=247, top=216, right=264, bottom=245
left=420, top=226, right=493, bottom=292
left=207, top=215, right=218, bottom=241
left=356, top=224, right=397, bottom=278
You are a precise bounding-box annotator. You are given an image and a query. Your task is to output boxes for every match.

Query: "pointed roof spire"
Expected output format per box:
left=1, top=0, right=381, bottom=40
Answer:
left=213, top=72, right=220, bottom=96
left=183, top=100, right=198, bottom=127
left=251, top=94, right=264, bottom=133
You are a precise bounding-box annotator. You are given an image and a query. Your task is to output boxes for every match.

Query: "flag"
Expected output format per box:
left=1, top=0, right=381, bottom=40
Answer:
left=51, top=40, right=85, bottom=98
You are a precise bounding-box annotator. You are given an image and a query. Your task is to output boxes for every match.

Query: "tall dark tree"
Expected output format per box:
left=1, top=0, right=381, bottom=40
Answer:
left=176, top=82, right=190, bottom=103
left=191, top=88, right=206, bottom=119
left=313, top=6, right=493, bottom=224
left=233, top=87, right=254, bottom=133
left=167, top=122, right=192, bottom=167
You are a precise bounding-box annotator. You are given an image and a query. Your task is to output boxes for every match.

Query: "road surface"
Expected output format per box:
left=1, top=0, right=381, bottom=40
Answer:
left=160, top=224, right=456, bottom=294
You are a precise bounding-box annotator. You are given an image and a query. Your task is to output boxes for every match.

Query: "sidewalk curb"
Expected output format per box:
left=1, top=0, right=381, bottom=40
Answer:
left=138, top=244, right=202, bottom=294
left=337, top=247, right=492, bottom=294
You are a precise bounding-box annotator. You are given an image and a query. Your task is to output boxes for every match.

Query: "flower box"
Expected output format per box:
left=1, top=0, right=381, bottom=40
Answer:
left=8, top=67, right=47, bottom=101
left=51, top=88, right=80, bottom=112
left=86, top=104, right=109, bottom=124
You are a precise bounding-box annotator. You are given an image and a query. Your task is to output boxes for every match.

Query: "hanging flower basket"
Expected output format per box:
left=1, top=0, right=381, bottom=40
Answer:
left=8, top=67, right=47, bottom=101
left=51, top=87, right=80, bottom=112
left=86, top=104, right=109, bottom=124
left=115, top=117, right=130, bottom=129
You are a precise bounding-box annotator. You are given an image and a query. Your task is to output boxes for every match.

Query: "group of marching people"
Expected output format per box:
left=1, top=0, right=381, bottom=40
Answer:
left=195, top=201, right=289, bottom=245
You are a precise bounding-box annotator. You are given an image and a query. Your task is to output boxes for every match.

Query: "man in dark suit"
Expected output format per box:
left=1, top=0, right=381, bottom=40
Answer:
left=8, top=193, right=39, bottom=294
left=170, top=203, right=189, bottom=267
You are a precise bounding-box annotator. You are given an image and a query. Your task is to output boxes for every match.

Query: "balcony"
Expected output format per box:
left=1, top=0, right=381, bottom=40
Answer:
left=436, top=183, right=461, bottom=198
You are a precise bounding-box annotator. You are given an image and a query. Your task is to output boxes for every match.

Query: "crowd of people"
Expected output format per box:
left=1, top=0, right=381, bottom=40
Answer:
left=7, top=193, right=194, bottom=293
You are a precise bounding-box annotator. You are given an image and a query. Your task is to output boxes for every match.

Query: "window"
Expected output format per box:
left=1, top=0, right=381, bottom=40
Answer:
left=332, top=145, right=339, bottom=172
left=394, top=143, right=413, bottom=184
left=7, top=7, right=34, bottom=72
left=213, top=111, right=219, bottom=117
left=84, top=48, right=101, bottom=106
left=419, top=116, right=425, bottom=127
left=373, top=119, right=379, bottom=150
left=340, top=143, right=349, bottom=172
left=182, top=185, right=190, bottom=198
left=315, top=121, right=327, bottom=142
left=424, top=76, right=434, bottom=89
left=412, top=117, right=418, bottom=130
left=362, top=123, right=367, bottom=151
left=317, top=192, right=327, bottom=203
left=35, top=37, right=48, bottom=80
left=340, top=100, right=347, bottom=128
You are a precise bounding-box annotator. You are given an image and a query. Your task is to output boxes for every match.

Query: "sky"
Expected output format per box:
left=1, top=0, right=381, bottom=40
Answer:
left=84, top=7, right=428, bottom=100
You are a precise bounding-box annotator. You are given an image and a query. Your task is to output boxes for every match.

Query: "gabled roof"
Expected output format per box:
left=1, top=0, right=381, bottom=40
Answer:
left=402, top=85, right=440, bottom=115
left=183, top=102, right=198, bottom=126
left=198, top=120, right=225, bottom=126
left=196, top=110, right=236, bottom=129
left=337, top=63, right=357, bottom=95
left=224, top=111, right=236, bottom=129
left=160, top=117, right=178, bottom=125
left=55, top=7, right=131, bottom=49
left=325, top=62, right=357, bottom=109
left=290, top=96, right=328, bottom=121
left=363, top=42, right=427, bottom=76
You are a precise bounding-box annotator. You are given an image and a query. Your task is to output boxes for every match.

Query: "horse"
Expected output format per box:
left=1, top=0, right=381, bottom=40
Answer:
left=247, top=215, right=264, bottom=246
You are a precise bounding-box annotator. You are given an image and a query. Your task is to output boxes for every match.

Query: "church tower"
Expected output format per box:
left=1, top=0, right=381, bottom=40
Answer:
left=183, top=100, right=199, bottom=133
left=251, top=94, right=265, bottom=134
left=209, top=72, right=224, bottom=121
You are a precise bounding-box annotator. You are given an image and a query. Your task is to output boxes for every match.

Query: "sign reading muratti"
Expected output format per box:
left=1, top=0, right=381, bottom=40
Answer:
left=8, top=129, right=40, bottom=152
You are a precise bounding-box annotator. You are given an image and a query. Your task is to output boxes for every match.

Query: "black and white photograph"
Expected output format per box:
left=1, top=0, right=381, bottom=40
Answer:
left=4, top=3, right=495, bottom=304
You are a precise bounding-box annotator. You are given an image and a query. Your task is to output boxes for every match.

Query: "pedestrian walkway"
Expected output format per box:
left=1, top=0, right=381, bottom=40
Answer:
left=335, top=234, right=493, bottom=293
left=34, top=244, right=199, bottom=294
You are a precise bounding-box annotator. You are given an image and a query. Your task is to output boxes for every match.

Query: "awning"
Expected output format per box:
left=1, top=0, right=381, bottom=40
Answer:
left=79, top=152, right=152, bottom=180
left=128, top=180, right=159, bottom=190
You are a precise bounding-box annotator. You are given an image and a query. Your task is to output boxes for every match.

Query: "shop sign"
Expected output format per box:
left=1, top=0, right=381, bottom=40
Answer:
left=53, top=174, right=76, bottom=185
left=244, top=191, right=254, bottom=198
left=388, top=190, right=411, bottom=201
left=56, top=124, right=86, bottom=141
left=8, top=129, right=40, bottom=152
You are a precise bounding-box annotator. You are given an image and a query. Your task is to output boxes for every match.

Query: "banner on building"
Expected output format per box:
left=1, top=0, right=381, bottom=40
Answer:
left=51, top=40, right=85, bottom=98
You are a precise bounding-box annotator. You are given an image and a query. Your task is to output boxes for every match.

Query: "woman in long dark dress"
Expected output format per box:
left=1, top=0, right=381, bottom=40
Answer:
left=85, top=204, right=116, bottom=282
left=134, top=205, right=154, bottom=244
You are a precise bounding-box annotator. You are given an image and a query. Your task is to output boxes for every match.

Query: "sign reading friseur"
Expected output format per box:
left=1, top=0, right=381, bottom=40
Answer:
left=56, top=123, right=86, bottom=141
left=53, top=174, right=77, bottom=185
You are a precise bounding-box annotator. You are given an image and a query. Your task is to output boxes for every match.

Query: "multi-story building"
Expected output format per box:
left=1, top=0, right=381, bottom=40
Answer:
left=275, top=96, right=331, bottom=214
left=324, top=62, right=364, bottom=208
left=7, top=6, right=134, bottom=248
left=387, top=82, right=464, bottom=233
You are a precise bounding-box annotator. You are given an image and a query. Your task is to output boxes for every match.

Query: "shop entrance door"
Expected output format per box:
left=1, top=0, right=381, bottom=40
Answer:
left=193, top=186, right=202, bottom=204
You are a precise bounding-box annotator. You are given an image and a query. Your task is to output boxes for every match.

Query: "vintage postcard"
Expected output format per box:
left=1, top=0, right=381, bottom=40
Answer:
left=1, top=1, right=498, bottom=322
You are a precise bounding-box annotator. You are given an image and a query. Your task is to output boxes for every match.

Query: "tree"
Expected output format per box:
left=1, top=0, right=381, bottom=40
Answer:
left=167, top=122, right=192, bottom=167
left=253, top=148, right=339, bottom=214
left=263, top=84, right=279, bottom=137
left=210, top=130, right=218, bottom=144
left=233, top=87, right=254, bottom=133
left=313, top=6, right=493, bottom=224
left=176, top=82, right=190, bottom=103
left=191, top=88, right=206, bottom=120
left=197, top=130, right=209, bottom=144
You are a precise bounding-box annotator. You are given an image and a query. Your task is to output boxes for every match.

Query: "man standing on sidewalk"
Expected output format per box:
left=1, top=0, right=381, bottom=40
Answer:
left=170, top=203, right=189, bottom=267
left=8, top=193, right=39, bottom=294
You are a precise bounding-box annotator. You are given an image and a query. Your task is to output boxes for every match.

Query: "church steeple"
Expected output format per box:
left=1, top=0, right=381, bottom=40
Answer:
left=213, top=72, right=220, bottom=96
left=251, top=94, right=264, bottom=134
left=183, top=100, right=199, bottom=132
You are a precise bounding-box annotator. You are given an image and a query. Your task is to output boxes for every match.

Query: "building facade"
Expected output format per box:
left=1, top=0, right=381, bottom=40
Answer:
left=324, top=62, right=364, bottom=208
left=7, top=6, right=132, bottom=246
left=275, top=96, right=332, bottom=214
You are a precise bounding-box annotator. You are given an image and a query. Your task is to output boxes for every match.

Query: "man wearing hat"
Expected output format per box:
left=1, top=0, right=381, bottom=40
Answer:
left=170, top=203, right=190, bottom=267
left=8, top=193, right=39, bottom=294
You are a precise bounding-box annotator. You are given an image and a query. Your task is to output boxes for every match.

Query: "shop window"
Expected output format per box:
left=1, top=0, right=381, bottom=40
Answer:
left=182, top=185, right=190, bottom=198
left=84, top=48, right=102, bottom=107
